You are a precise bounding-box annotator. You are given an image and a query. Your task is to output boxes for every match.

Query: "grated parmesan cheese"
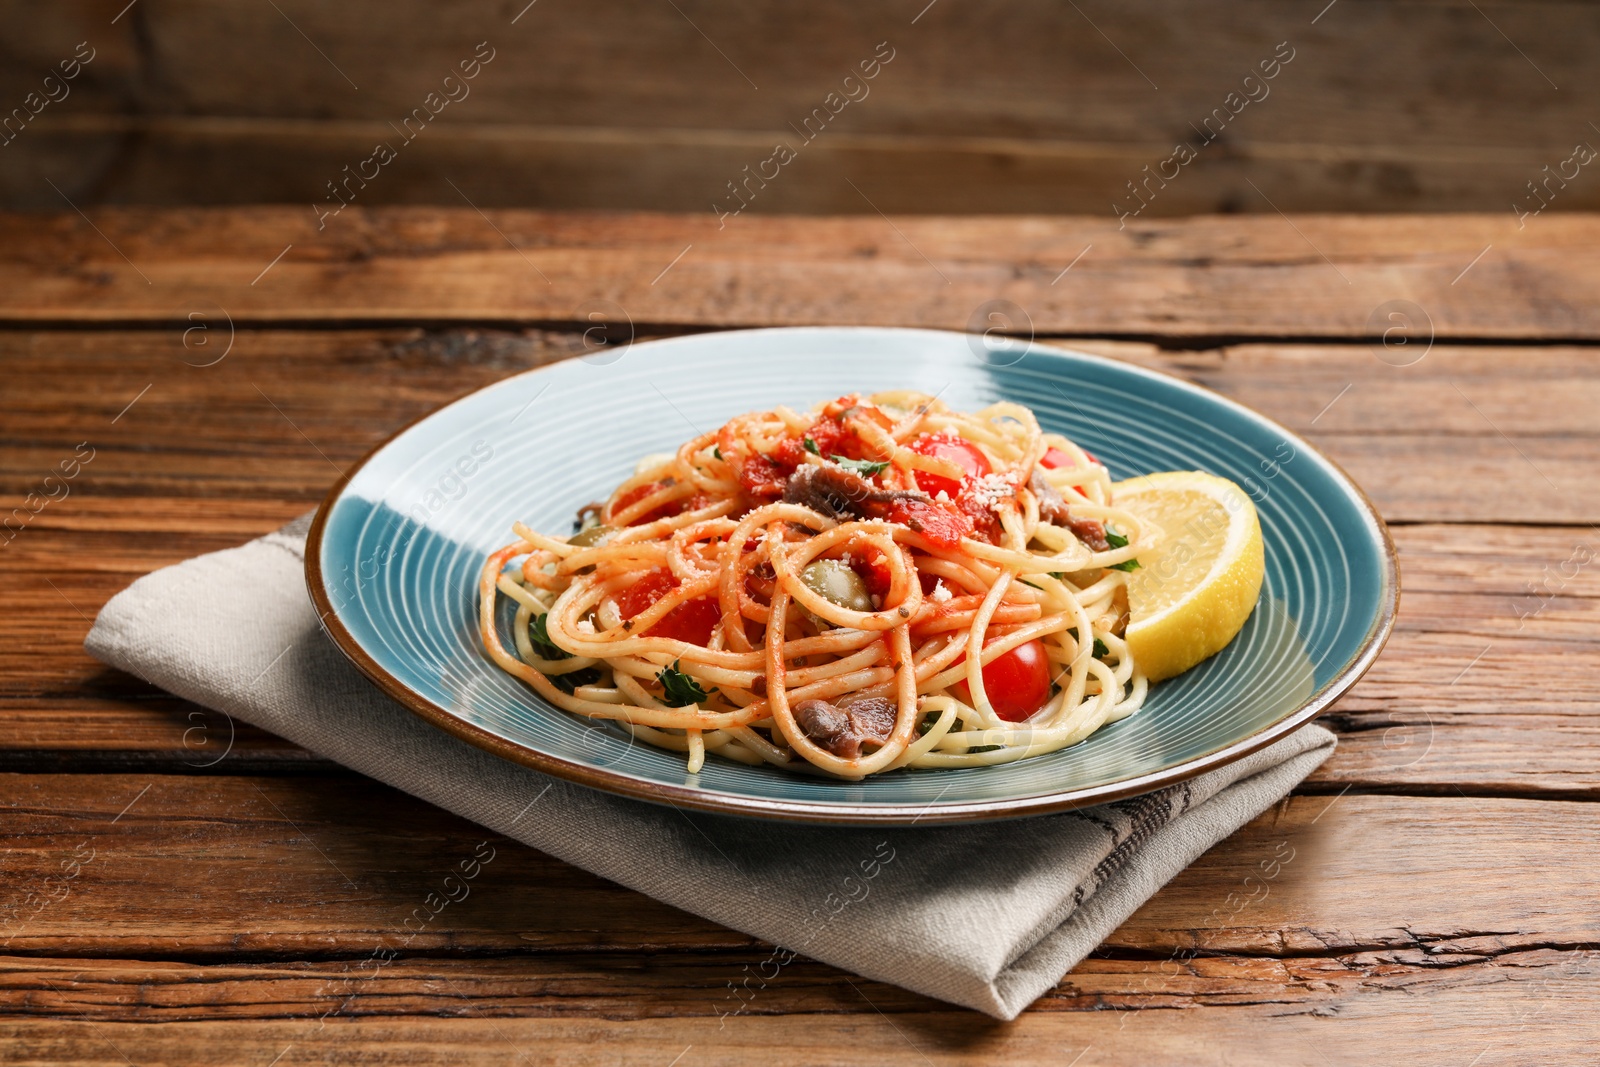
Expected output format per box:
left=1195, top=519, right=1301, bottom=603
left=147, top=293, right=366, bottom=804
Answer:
left=970, top=472, right=1017, bottom=509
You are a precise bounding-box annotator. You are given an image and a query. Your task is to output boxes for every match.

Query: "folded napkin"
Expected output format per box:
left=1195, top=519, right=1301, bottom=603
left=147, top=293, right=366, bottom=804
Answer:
left=86, top=516, right=1335, bottom=1020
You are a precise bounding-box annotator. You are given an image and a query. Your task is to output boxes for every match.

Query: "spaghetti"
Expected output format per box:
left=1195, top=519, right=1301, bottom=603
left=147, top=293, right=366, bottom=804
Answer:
left=478, top=391, right=1154, bottom=779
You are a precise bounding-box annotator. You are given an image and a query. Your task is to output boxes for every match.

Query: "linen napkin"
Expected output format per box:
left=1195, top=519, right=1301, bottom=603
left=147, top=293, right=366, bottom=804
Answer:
left=85, top=515, right=1336, bottom=1020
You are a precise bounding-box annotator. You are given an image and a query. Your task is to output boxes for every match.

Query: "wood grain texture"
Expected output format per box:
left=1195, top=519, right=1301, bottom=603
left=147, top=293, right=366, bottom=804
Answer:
left=2, top=985, right=1596, bottom=1067
left=6, top=0, right=1600, bottom=221
left=1, top=330, right=1597, bottom=522
left=0, top=208, right=1595, bottom=1062
left=1, top=775, right=1595, bottom=964
left=18, top=117, right=1599, bottom=220
left=2, top=209, right=1600, bottom=338
left=1, top=943, right=1594, bottom=1022
left=10, top=0, right=1591, bottom=141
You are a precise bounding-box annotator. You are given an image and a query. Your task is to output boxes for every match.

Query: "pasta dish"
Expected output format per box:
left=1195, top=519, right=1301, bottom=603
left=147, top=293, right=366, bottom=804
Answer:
left=478, top=392, right=1161, bottom=779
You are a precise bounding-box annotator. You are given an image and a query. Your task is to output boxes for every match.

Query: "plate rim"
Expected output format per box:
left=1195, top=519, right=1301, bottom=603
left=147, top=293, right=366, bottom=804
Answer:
left=305, top=326, right=1399, bottom=824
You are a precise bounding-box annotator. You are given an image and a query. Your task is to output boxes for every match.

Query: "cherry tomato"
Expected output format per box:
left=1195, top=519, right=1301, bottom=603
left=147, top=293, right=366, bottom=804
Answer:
left=734, top=453, right=787, bottom=502
left=851, top=550, right=894, bottom=601
left=615, top=570, right=673, bottom=618
left=612, top=481, right=682, bottom=525
left=774, top=418, right=855, bottom=469
left=887, top=498, right=972, bottom=551
left=909, top=434, right=990, bottom=500
left=1041, top=446, right=1099, bottom=470
left=615, top=569, right=719, bottom=645
left=953, top=638, right=1053, bottom=722
left=1040, top=446, right=1100, bottom=495
left=651, top=597, right=720, bottom=645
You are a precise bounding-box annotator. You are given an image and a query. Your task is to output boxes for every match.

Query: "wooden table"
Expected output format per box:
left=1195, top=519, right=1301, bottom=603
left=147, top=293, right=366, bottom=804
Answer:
left=3, top=208, right=1597, bottom=1065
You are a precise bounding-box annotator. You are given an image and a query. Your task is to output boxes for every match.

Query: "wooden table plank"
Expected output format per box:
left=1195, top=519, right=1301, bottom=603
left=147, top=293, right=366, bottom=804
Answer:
left=12, top=0, right=1600, bottom=226
left=27, top=118, right=1600, bottom=221
left=3, top=983, right=1597, bottom=1067
left=5, top=776, right=1598, bottom=1058
left=2, top=331, right=1597, bottom=523
left=16, top=0, right=1600, bottom=218
left=1, top=943, right=1591, bottom=1021
left=3, top=209, right=1600, bottom=338
left=2, top=776, right=1595, bottom=962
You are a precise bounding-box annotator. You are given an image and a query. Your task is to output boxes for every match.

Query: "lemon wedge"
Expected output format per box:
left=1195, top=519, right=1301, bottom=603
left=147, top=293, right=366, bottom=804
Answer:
left=1110, top=471, right=1265, bottom=683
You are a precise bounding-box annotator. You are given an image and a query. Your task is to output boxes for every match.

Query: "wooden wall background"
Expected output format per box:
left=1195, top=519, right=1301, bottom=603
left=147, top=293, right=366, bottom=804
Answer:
left=3, top=0, right=1599, bottom=217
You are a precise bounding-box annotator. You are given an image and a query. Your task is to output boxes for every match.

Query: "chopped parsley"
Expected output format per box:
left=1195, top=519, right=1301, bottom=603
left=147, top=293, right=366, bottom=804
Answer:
left=530, top=614, right=570, bottom=660
left=1066, top=627, right=1110, bottom=659
left=550, top=666, right=602, bottom=695
left=530, top=614, right=596, bottom=691
left=832, top=455, right=889, bottom=477
left=712, top=445, right=722, bottom=460
left=802, top=436, right=821, bottom=456
left=1105, top=523, right=1140, bottom=571
left=657, top=660, right=710, bottom=707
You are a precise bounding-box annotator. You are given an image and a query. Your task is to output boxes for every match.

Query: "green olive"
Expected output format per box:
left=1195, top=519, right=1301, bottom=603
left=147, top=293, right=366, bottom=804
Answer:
left=568, top=524, right=616, bottom=549
left=801, top=559, right=874, bottom=613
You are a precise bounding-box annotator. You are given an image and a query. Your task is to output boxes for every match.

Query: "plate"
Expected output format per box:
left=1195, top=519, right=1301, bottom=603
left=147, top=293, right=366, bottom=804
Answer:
left=307, top=327, right=1396, bottom=823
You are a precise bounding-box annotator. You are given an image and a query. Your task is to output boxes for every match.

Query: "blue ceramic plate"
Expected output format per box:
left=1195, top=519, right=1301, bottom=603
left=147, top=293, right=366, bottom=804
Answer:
left=307, top=327, right=1396, bottom=823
